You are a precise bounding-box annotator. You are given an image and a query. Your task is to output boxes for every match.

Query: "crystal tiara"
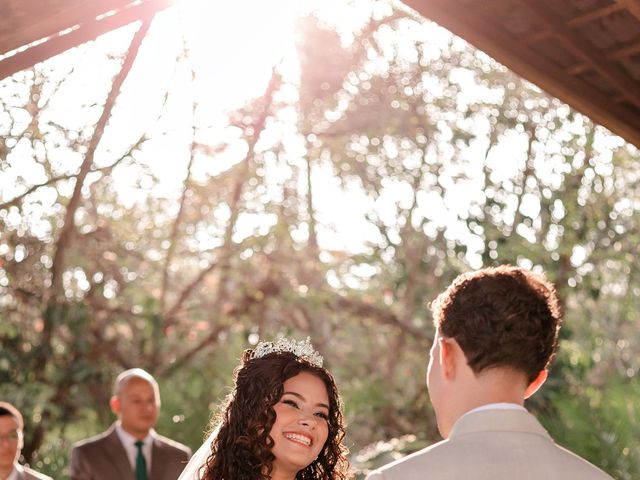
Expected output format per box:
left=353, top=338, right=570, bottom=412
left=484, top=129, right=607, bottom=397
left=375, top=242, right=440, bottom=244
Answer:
left=250, top=336, right=324, bottom=368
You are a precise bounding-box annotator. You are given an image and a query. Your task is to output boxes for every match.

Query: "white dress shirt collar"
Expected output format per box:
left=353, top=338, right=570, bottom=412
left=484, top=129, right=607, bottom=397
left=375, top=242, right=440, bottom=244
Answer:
left=114, top=422, right=155, bottom=472
left=459, top=402, right=527, bottom=422
left=5, top=463, right=19, bottom=480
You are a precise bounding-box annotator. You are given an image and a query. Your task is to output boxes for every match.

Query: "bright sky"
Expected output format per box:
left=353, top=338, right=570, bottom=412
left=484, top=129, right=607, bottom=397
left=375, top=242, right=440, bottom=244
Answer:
left=124, top=0, right=390, bottom=257
left=1, top=0, right=388, bottom=256
left=119, top=1, right=408, bottom=250
left=1, top=0, right=628, bottom=274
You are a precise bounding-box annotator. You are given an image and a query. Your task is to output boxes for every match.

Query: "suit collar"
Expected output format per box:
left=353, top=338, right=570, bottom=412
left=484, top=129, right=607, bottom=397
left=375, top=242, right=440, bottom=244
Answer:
left=103, top=425, right=137, bottom=479
left=114, top=421, right=157, bottom=443
left=449, top=408, right=552, bottom=441
left=149, top=436, right=168, bottom=480
left=10, top=463, right=21, bottom=480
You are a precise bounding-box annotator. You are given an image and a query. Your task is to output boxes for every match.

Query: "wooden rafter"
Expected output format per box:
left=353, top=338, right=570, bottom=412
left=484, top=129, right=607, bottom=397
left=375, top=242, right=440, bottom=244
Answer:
left=566, top=41, right=640, bottom=76
left=567, top=3, right=627, bottom=26
left=473, top=0, right=504, bottom=14
left=2, top=0, right=639, bottom=148
left=0, top=0, right=131, bottom=56
left=565, top=63, right=591, bottom=76
left=0, top=0, right=176, bottom=80
left=514, top=0, right=640, bottom=109
left=402, top=0, right=640, bottom=147
left=616, top=0, right=640, bottom=22
left=610, top=40, right=640, bottom=58
left=520, top=3, right=626, bottom=45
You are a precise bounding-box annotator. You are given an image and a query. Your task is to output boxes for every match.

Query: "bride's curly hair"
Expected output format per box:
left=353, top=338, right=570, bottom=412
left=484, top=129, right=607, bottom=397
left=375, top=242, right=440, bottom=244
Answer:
left=201, top=349, right=350, bottom=480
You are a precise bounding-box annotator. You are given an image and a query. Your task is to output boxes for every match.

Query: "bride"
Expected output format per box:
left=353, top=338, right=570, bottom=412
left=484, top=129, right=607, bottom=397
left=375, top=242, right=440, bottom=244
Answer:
left=179, top=337, right=351, bottom=480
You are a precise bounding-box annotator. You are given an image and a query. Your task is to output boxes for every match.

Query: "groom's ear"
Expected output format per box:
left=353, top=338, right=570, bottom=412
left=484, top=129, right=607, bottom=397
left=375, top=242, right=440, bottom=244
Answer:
left=524, top=369, right=548, bottom=399
left=438, top=337, right=457, bottom=380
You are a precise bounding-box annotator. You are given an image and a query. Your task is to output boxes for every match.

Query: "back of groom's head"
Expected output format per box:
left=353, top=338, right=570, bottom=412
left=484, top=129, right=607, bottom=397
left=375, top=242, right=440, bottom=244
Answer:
left=431, top=265, right=562, bottom=383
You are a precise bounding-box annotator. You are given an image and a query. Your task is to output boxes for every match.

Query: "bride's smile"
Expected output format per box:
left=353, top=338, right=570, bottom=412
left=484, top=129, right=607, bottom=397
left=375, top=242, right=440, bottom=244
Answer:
left=269, top=371, right=330, bottom=479
left=177, top=339, right=349, bottom=480
left=283, top=432, right=312, bottom=446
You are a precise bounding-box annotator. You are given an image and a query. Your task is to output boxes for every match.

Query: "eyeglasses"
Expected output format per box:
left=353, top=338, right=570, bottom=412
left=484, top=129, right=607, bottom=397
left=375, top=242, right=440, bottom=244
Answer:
left=0, top=432, right=20, bottom=443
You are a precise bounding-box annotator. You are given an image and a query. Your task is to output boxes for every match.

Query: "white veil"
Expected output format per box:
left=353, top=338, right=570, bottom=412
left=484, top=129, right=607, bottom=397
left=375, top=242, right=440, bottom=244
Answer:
left=178, top=424, right=220, bottom=480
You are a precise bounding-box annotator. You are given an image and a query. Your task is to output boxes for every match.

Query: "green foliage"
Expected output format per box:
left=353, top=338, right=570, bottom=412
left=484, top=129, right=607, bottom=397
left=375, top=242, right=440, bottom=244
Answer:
left=351, top=434, right=430, bottom=479
left=155, top=335, right=249, bottom=451
left=539, top=380, right=640, bottom=480
left=1, top=3, right=639, bottom=479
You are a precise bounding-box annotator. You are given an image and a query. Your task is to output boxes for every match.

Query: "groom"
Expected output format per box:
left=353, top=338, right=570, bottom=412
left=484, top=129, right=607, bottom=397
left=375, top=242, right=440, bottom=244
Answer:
left=70, top=368, right=191, bottom=480
left=367, top=265, right=612, bottom=480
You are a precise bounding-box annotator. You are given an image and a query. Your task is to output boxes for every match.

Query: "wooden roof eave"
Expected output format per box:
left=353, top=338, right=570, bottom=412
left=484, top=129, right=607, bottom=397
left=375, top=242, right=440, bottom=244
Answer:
left=0, top=0, right=176, bottom=80
left=402, top=0, right=640, bottom=148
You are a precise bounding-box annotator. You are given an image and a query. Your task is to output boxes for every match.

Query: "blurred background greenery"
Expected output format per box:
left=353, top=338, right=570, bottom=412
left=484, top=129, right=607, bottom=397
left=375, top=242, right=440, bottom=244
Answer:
left=1, top=1, right=638, bottom=478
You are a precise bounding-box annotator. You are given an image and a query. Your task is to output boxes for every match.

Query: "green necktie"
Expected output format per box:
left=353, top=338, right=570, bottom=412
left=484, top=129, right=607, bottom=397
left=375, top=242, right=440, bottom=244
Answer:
left=135, top=440, right=148, bottom=480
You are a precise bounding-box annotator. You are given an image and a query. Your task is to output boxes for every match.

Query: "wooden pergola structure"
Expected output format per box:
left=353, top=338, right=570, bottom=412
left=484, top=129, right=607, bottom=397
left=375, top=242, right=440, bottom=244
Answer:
left=1, top=0, right=640, bottom=148
left=0, top=0, right=175, bottom=79
left=404, top=0, right=640, bottom=147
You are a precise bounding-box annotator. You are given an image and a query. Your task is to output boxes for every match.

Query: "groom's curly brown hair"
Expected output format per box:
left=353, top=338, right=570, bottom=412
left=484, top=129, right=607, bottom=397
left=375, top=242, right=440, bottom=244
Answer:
left=201, top=349, right=350, bottom=480
left=431, top=265, right=562, bottom=384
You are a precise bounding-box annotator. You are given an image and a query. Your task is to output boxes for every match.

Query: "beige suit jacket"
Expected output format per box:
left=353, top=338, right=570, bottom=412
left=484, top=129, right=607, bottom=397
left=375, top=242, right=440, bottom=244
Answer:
left=366, top=409, right=613, bottom=480
left=70, top=425, right=191, bottom=480
left=15, top=463, right=53, bottom=480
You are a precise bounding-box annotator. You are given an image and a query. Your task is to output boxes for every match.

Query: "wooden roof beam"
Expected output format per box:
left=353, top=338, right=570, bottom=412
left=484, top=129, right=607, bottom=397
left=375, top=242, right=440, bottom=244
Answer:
left=515, top=0, right=640, bottom=109
left=0, top=0, right=132, bottom=57
left=566, top=63, right=590, bottom=76
left=0, top=0, right=176, bottom=80
left=615, top=0, right=640, bottom=22
left=521, top=31, right=552, bottom=45
left=567, top=40, right=640, bottom=74
left=567, top=3, right=627, bottom=26
left=401, top=0, right=640, bottom=147
left=473, top=0, right=504, bottom=14
left=608, top=40, right=640, bottom=59
left=520, top=3, right=626, bottom=46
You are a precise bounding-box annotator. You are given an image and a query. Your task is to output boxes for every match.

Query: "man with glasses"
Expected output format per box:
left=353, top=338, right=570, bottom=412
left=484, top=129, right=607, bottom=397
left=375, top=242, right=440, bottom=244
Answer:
left=0, top=401, right=51, bottom=480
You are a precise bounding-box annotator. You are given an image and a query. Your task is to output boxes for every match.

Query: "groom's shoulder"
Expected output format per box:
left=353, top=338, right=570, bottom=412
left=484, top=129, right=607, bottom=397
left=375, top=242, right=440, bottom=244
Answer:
left=551, top=444, right=614, bottom=479
left=366, top=439, right=451, bottom=480
left=365, top=434, right=614, bottom=480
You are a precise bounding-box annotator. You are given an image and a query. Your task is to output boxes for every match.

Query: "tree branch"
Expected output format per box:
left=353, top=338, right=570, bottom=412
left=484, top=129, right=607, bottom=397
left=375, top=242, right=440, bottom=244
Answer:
left=164, top=67, right=282, bottom=322
left=0, top=174, right=75, bottom=210
left=159, top=323, right=229, bottom=377
left=38, top=19, right=153, bottom=374
left=0, top=136, right=143, bottom=211
left=331, top=294, right=430, bottom=340
left=160, top=52, right=197, bottom=315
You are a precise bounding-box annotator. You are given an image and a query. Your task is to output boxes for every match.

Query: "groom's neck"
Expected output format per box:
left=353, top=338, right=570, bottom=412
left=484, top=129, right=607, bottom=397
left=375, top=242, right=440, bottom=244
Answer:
left=440, top=367, right=529, bottom=437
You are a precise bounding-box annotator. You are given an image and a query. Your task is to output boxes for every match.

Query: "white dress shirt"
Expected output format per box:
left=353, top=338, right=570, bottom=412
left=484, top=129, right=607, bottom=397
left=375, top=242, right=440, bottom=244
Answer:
left=459, top=402, right=527, bottom=422
left=5, top=464, right=18, bottom=480
left=114, top=423, right=154, bottom=473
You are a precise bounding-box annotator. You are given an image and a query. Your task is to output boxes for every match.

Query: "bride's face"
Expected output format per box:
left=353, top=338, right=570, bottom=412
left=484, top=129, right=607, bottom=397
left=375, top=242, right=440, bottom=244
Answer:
left=268, top=371, right=330, bottom=479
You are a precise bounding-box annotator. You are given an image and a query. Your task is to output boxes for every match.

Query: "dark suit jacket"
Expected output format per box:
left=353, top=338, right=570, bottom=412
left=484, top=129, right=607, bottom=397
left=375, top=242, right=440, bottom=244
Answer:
left=15, top=463, right=53, bottom=480
left=366, top=409, right=613, bottom=480
left=70, top=425, right=191, bottom=480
